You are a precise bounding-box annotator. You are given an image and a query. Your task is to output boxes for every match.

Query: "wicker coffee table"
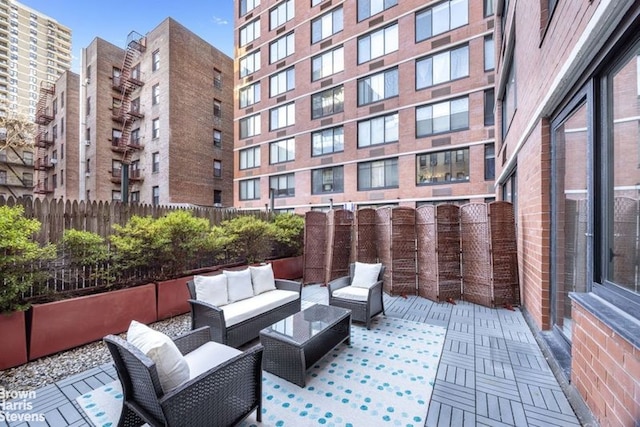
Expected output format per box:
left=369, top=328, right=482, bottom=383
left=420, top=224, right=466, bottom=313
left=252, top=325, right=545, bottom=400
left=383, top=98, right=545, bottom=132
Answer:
left=260, top=304, right=351, bottom=387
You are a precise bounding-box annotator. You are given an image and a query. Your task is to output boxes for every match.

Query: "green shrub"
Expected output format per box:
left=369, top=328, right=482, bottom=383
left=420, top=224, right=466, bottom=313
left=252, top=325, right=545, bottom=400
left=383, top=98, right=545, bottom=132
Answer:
left=62, top=229, right=109, bottom=266
left=0, top=205, right=56, bottom=313
left=110, top=215, right=164, bottom=276
left=272, top=213, right=304, bottom=257
left=210, top=215, right=276, bottom=264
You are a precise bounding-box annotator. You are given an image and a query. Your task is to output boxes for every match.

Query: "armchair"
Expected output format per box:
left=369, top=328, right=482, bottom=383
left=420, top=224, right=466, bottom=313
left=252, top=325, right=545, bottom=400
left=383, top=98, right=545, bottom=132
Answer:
left=328, top=262, right=386, bottom=329
left=104, top=326, right=263, bottom=427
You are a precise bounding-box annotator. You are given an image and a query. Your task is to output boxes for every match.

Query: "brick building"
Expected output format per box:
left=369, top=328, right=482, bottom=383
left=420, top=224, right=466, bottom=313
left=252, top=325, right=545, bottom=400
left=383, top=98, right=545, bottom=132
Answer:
left=76, top=18, right=233, bottom=206
left=495, top=0, right=640, bottom=424
left=233, top=0, right=497, bottom=212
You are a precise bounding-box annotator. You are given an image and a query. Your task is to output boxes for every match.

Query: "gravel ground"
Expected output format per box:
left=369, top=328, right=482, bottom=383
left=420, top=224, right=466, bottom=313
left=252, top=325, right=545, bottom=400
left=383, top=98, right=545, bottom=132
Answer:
left=0, top=313, right=191, bottom=392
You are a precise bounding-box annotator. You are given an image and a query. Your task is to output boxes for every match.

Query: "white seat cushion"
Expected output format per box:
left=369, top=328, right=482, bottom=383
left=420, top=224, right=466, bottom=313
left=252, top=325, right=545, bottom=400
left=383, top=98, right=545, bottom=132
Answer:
left=351, top=262, right=382, bottom=289
left=250, top=264, right=277, bottom=295
left=126, top=320, right=190, bottom=393
left=224, top=269, right=254, bottom=303
left=333, top=286, right=370, bottom=302
left=222, top=289, right=299, bottom=327
left=193, top=274, right=228, bottom=307
left=184, top=341, right=242, bottom=380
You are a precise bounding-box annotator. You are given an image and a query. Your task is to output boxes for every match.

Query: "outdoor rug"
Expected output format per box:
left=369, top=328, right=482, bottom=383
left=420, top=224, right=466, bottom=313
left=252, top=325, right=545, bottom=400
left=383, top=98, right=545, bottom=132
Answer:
left=77, top=316, right=445, bottom=427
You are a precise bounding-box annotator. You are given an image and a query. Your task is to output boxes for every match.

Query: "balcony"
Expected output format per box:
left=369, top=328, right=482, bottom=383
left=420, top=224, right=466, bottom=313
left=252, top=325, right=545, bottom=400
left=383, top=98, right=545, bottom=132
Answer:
left=110, top=168, right=122, bottom=183
left=127, top=105, right=144, bottom=120
left=35, top=107, right=54, bottom=125
left=34, top=158, right=55, bottom=170
left=129, top=168, right=143, bottom=181
left=33, top=182, right=53, bottom=194
left=35, top=132, right=54, bottom=148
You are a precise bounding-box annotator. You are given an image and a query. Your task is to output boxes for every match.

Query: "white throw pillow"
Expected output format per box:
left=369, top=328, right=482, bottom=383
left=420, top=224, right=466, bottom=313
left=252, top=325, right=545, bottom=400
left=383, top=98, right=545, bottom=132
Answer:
left=249, top=264, right=277, bottom=295
left=224, top=269, right=254, bottom=303
left=126, top=320, right=190, bottom=393
left=351, top=262, right=383, bottom=289
left=193, top=274, right=228, bottom=307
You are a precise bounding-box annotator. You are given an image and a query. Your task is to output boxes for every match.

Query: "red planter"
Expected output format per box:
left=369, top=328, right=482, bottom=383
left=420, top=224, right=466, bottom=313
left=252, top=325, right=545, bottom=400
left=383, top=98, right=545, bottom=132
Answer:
left=156, top=277, right=193, bottom=320
left=270, top=255, right=304, bottom=280
left=0, top=311, right=28, bottom=370
left=29, top=283, right=157, bottom=360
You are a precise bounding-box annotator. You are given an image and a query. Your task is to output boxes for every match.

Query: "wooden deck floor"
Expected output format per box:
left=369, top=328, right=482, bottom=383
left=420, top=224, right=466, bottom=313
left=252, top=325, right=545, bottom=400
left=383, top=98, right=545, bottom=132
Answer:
left=1, top=285, right=583, bottom=426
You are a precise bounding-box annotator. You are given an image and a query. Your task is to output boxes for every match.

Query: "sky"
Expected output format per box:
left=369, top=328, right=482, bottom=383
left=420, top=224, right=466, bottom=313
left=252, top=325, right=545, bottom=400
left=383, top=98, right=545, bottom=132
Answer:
left=19, top=0, right=236, bottom=72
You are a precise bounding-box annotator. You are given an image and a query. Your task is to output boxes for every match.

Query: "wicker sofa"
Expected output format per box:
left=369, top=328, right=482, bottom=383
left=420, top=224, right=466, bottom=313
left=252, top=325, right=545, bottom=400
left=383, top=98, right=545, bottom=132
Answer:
left=187, top=265, right=302, bottom=348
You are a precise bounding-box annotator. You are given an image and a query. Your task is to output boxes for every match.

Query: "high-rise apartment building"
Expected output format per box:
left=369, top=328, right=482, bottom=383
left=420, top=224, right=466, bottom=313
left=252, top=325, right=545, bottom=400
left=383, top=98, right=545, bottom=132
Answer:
left=233, top=0, right=496, bottom=213
left=73, top=18, right=233, bottom=206
left=0, top=0, right=71, bottom=199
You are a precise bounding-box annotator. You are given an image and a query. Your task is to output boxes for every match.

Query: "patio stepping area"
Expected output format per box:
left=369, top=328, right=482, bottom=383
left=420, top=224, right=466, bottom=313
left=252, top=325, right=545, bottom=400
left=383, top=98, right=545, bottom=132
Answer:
left=1, top=285, right=582, bottom=426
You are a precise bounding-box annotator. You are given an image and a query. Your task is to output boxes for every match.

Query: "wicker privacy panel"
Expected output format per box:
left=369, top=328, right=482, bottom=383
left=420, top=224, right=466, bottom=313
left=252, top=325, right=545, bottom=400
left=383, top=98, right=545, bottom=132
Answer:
left=303, top=211, right=327, bottom=284
left=613, top=197, right=639, bottom=287
left=460, top=203, right=493, bottom=306
left=488, top=201, right=519, bottom=307
left=325, top=209, right=354, bottom=283
left=376, top=206, right=417, bottom=296
left=416, top=205, right=461, bottom=302
left=353, top=208, right=378, bottom=263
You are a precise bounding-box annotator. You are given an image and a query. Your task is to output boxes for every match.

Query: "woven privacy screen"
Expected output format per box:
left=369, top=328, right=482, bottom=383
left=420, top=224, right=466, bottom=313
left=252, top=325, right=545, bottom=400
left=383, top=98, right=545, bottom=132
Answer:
left=488, top=201, right=520, bottom=307
left=613, top=197, right=639, bottom=287
left=353, top=208, right=378, bottom=263
left=416, top=204, right=461, bottom=302
left=376, top=206, right=417, bottom=296
left=325, top=209, right=354, bottom=283
left=303, top=211, right=327, bottom=284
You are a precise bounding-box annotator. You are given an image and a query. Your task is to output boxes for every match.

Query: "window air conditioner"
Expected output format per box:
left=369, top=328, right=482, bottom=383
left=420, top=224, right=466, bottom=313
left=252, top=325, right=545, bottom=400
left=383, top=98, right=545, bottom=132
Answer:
left=323, top=183, right=333, bottom=191
left=85, top=140, right=91, bottom=146
left=213, top=203, right=222, bottom=207
left=50, top=158, right=57, bottom=164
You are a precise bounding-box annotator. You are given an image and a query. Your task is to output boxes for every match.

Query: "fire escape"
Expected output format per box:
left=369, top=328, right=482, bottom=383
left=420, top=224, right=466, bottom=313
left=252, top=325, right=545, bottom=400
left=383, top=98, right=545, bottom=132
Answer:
left=111, top=31, right=146, bottom=202
left=33, top=81, right=56, bottom=195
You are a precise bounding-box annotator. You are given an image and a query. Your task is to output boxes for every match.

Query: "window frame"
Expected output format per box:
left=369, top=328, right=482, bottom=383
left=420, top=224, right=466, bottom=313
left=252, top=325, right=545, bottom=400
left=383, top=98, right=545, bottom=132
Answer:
left=415, top=0, right=469, bottom=43
left=270, top=66, right=295, bottom=97
left=357, top=111, right=399, bottom=148
left=415, top=43, right=469, bottom=89
left=357, top=0, right=398, bottom=22
left=240, top=113, right=261, bottom=139
left=416, top=96, right=470, bottom=137
left=269, top=173, right=295, bottom=198
left=239, top=178, right=261, bottom=201
left=311, top=7, right=343, bottom=44
left=270, top=32, right=295, bottom=64
left=240, top=50, right=261, bottom=78
left=311, top=46, right=344, bottom=81
left=269, top=102, right=295, bottom=130
left=311, top=85, right=344, bottom=119
left=270, top=0, right=294, bottom=30
left=240, top=18, right=261, bottom=47
left=311, top=126, right=344, bottom=156
left=270, top=138, right=296, bottom=164
left=239, top=146, right=261, bottom=170
left=357, top=23, right=398, bottom=64
left=416, top=148, right=470, bottom=185
left=357, top=67, right=399, bottom=106
left=239, top=81, right=261, bottom=108
left=357, top=157, right=399, bottom=190
left=311, top=165, right=344, bottom=194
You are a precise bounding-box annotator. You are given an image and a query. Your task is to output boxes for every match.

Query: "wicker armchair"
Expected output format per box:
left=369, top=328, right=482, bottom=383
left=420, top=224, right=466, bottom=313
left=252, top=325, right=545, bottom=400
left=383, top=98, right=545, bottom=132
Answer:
left=104, top=327, right=263, bottom=427
left=328, top=263, right=386, bottom=329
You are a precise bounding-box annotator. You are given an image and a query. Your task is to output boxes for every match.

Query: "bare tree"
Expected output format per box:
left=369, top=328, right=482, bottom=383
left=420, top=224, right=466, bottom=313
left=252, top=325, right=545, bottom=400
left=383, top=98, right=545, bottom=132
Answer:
left=0, top=105, right=36, bottom=151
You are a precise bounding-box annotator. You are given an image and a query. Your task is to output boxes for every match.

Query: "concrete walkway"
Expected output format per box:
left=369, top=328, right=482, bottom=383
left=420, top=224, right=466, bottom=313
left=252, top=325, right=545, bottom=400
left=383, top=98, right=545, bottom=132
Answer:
left=1, top=285, right=584, bottom=426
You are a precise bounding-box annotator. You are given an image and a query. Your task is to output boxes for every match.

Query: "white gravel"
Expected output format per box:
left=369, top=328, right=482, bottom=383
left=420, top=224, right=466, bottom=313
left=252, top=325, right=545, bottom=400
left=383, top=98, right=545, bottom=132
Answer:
left=0, top=313, right=191, bottom=391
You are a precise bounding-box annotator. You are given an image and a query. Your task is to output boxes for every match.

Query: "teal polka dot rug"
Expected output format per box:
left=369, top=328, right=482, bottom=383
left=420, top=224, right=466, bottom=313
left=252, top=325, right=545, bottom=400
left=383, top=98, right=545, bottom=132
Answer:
left=241, top=316, right=446, bottom=427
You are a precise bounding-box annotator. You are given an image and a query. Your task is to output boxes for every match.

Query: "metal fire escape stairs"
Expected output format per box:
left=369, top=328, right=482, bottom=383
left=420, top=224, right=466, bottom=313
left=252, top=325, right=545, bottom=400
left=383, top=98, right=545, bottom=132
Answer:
left=113, top=31, right=146, bottom=203
left=34, top=81, right=56, bottom=195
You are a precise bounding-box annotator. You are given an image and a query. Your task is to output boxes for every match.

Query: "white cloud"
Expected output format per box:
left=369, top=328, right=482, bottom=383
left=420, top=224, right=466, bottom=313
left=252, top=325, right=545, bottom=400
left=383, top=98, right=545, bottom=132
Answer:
left=212, top=16, right=229, bottom=25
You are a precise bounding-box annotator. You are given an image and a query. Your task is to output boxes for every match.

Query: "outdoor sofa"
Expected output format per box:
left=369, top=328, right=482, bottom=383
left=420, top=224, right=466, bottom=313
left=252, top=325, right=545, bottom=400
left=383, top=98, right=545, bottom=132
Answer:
left=187, top=264, right=302, bottom=348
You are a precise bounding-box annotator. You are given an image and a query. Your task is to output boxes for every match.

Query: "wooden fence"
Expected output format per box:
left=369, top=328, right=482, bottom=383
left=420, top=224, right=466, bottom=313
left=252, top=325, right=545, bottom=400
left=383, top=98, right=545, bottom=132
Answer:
left=0, top=196, right=268, bottom=245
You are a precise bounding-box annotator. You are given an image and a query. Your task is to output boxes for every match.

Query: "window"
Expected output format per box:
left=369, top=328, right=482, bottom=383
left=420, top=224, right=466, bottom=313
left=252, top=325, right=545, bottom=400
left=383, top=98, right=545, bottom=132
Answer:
left=130, top=191, right=140, bottom=203
left=416, top=44, right=469, bottom=89
left=240, top=50, right=261, bottom=78
left=60, top=118, right=64, bottom=136
left=131, top=128, right=140, bottom=146
left=240, top=0, right=260, bottom=16
left=0, top=170, right=6, bottom=184
left=357, top=67, right=398, bottom=106
left=152, top=118, right=160, bottom=139
left=358, top=112, right=398, bottom=147
left=416, top=149, right=469, bottom=184
left=86, top=96, right=90, bottom=115
left=358, top=0, right=397, bottom=22
left=152, top=186, right=159, bottom=206
left=312, top=86, right=344, bottom=119
left=484, top=89, right=495, bottom=126
left=270, top=67, right=295, bottom=96
left=311, top=7, right=343, bottom=44
left=112, top=190, right=121, bottom=202
left=270, top=173, right=295, bottom=197
left=240, top=146, right=261, bottom=169
left=24, top=151, right=33, bottom=166
left=502, top=59, right=517, bottom=137
left=270, top=0, right=294, bottom=30
left=484, top=144, right=495, bottom=180
left=52, top=174, right=57, bottom=189
left=312, top=46, right=344, bottom=81
left=23, top=172, right=33, bottom=187
left=214, top=190, right=222, bottom=205
left=86, top=158, right=90, bottom=173
left=312, top=166, right=344, bottom=194
left=52, top=99, right=57, bottom=115
left=270, top=138, right=295, bottom=164
left=152, top=84, right=159, bottom=105
left=214, top=100, right=222, bottom=118
left=130, top=97, right=141, bottom=114
left=240, top=114, right=261, bottom=138
left=86, top=65, right=91, bottom=84
left=240, top=19, right=260, bottom=47
left=416, top=96, right=469, bottom=136
left=214, top=160, right=222, bottom=177
left=312, top=126, right=344, bottom=156
left=60, top=170, right=64, bottom=186
left=270, top=32, right=294, bottom=63
left=112, top=159, right=122, bottom=177
left=358, top=158, right=398, bottom=190
left=484, top=0, right=495, bottom=16
left=152, top=152, right=160, bottom=173
left=213, top=129, right=222, bottom=147
left=484, top=35, right=495, bottom=71
left=239, top=178, right=260, bottom=200
left=240, top=82, right=261, bottom=108
left=131, top=63, right=141, bottom=81
left=214, top=68, right=222, bottom=89
left=152, top=49, right=160, bottom=71
left=415, top=0, right=468, bottom=42
left=270, top=102, right=295, bottom=130
left=358, top=24, right=398, bottom=64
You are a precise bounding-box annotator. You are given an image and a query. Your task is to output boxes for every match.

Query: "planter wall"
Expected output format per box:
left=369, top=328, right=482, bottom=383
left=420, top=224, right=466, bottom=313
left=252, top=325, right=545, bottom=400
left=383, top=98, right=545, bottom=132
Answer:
left=29, top=283, right=157, bottom=360
left=157, top=277, right=193, bottom=320
left=270, top=255, right=304, bottom=280
left=0, top=311, right=28, bottom=370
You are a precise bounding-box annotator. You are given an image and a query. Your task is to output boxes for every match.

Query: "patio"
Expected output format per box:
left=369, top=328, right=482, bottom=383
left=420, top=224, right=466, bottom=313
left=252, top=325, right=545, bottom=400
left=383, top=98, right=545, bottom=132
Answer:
left=0, top=284, right=584, bottom=427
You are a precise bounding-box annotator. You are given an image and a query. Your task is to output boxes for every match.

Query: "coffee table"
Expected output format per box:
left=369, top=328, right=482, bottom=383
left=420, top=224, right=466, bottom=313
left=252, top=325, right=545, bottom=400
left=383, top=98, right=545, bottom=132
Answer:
left=259, top=304, right=351, bottom=387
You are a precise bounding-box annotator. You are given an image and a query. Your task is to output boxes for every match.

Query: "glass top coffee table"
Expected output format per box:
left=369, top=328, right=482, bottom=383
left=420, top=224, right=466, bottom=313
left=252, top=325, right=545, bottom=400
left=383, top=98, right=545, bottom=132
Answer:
left=259, top=304, right=351, bottom=387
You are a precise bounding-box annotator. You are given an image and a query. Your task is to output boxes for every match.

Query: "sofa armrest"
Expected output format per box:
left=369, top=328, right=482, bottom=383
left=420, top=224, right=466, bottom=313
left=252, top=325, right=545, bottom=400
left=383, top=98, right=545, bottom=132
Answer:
left=275, top=278, right=302, bottom=294
left=187, top=299, right=227, bottom=343
left=367, top=280, right=384, bottom=296
left=327, top=276, right=351, bottom=295
left=173, top=327, right=211, bottom=355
